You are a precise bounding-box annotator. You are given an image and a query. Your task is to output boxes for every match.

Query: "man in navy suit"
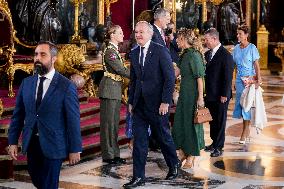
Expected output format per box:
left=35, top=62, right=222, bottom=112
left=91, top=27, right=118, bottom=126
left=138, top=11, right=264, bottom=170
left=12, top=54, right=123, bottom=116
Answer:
left=123, top=21, right=179, bottom=189
left=152, top=8, right=171, bottom=47
left=204, top=28, right=234, bottom=157
left=8, top=41, right=82, bottom=189
left=150, top=7, right=171, bottom=151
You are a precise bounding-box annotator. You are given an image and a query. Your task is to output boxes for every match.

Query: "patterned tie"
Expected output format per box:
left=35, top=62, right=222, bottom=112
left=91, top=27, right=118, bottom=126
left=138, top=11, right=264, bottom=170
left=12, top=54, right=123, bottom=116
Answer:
left=139, top=46, right=145, bottom=66
left=36, top=76, right=46, bottom=110
left=161, top=30, right=166, bottom=44
left=208, top=49, right=213, bottom=61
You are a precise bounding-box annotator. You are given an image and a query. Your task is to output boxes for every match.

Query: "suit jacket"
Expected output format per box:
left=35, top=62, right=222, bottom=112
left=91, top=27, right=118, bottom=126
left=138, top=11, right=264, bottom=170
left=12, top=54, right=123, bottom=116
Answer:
left=168, top=35, right=180, bottom=63
left=8, top=71, right=82, bottom=159
left=205, top=45, right=234, bottom=101
left=99, top=43, right=130, bottom=100
left=128, top=41, right=175, bottom=112
left=152, top=25, right=166, bottom=47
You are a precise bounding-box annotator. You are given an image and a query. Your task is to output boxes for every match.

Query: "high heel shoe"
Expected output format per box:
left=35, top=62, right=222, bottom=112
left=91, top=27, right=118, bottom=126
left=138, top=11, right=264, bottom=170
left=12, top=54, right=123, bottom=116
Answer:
left=239, top=137, right=250, bottom=144
left=182, top=156, right=195, bottom=169
left=239, top=140, right=246, bottom=144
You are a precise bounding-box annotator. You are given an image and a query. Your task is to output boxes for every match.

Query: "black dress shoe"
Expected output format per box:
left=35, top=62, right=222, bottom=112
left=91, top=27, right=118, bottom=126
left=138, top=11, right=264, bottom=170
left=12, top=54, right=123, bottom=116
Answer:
left=165, top=161, right=181, bottom=180
left=102, top=159, right=116, bottom=164
left=123, top=177, right=145, bottom=188
left=204, top=145, right=214, bottom=152
left=114, top=157, right=126, bottom=164
left=210, top=149, right=223, bottom=157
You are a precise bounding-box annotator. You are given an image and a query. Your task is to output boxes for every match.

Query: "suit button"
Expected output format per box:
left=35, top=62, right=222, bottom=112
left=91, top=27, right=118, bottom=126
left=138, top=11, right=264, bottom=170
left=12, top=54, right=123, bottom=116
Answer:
left=141, top=81, right=143, bottom=84
left=36, top=115, right=39, bottom=117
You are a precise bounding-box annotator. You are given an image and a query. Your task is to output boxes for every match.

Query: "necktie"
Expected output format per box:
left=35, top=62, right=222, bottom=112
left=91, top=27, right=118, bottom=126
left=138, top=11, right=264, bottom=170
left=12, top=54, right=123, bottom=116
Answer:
left=161, top=30, right=166, bottom=44
left=36, top=76, right=46, bottom=110
left=139, top=46, right=145, bottom=66
left=208, top=49, right=213, bottom=61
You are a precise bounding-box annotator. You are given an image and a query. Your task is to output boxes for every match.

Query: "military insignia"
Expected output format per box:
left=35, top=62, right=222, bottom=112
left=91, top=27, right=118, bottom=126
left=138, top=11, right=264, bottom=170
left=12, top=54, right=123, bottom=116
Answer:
left=109, top=53, right=117, bottom=61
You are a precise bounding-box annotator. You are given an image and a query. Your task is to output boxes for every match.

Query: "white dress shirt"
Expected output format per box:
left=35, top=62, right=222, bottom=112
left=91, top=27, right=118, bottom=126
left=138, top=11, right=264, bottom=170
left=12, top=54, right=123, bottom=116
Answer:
left=211, top=43, right=221, bottom=60
left=139, top=40, right=151, bottom=66
left=35, top=68, right=55, bottom=100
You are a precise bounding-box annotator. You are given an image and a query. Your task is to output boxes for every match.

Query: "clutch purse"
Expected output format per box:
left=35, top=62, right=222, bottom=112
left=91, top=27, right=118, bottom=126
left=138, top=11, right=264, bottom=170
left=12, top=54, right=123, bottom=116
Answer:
left=194, top=107, right=213, bottom=124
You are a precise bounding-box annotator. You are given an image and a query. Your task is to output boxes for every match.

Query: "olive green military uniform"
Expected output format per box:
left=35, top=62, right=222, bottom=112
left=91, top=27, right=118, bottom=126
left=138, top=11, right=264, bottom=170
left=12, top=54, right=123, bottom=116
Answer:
left=98, top=43, right=130, bottom=160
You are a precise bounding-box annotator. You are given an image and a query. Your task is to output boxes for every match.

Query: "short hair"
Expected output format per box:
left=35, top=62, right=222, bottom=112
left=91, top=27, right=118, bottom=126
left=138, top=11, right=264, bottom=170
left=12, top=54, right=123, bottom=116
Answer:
left=154, top=8, right=170, bottom=20
left=136, top=21, right=154, bottom=34
left=237, top=24, right=250, bottom=34
left=204, top=28, right=219, bottom=40
left=37, top=41, right=58, bottom=57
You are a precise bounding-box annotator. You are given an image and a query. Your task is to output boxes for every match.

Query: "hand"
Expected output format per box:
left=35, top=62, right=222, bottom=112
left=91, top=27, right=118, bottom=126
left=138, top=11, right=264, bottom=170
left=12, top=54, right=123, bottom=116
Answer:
left=69, top=153, right=80, bottom=165
left=128, top=104, right=133, bottom=115
left=220, top=96, right=228, bottom=103
left=255, top=80, right=262, bottom=89
left=174, top=67, right=180, bottom=77
left=159, top=103, right=169, bottom=115
left=197, top=97, right=204, bottom=107
left=7, top=145, right=18, bottom=160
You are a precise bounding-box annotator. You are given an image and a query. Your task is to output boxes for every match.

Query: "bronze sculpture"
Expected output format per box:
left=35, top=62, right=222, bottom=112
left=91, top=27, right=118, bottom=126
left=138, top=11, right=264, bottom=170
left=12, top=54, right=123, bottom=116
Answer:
left=16, top=0, right=62, bottom=44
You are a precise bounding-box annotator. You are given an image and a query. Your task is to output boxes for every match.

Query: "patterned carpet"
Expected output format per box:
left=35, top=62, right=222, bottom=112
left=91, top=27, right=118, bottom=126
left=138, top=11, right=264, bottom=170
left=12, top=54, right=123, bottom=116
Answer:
left=0, top=72, right=284, bottom=189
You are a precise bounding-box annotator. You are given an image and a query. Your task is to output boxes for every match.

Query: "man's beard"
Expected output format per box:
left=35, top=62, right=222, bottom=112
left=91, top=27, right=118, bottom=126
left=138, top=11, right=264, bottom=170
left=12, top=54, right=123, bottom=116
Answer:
left=34, top=61, right=49, bottom=75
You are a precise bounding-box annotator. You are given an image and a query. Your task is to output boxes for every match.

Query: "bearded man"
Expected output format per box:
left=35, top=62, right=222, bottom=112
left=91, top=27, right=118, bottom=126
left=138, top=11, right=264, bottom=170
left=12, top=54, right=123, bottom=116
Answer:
left=7, top=41, right=82, bottom=189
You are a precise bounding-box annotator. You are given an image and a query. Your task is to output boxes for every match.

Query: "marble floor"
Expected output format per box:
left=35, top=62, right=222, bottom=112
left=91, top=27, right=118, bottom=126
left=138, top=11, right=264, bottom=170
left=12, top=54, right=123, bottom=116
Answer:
left=1, top=72, right=284, bottom=189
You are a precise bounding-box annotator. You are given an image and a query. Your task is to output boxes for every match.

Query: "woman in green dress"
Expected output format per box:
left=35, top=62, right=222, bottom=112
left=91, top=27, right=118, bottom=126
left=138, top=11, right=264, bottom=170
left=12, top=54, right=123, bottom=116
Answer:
left=172, top=28, right=205, bottom=169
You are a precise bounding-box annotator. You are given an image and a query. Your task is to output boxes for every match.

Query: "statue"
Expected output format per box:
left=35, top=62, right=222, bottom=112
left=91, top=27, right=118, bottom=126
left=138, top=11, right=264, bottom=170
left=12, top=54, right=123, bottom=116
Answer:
left=220, top=0, right=240, bottom=45
left=150, top=0, right=163, bottom=11
left=181, top=0, right=200, bottom=29
left=260, top=0, right=270, bottom=25
left=208, top=3, right=218, bottom=28
left=16, top=0, right=62, bottom=44
left=79, top=7, right=90, bottom=31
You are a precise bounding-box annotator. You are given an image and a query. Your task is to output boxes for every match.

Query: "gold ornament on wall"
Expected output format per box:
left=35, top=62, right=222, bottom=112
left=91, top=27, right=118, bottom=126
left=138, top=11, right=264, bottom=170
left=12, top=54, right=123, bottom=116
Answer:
left=105, top=0, right=118, bottom=16
left=0, top=99, right=3, bottom=118
left=70, top=0, right=87, bottom=42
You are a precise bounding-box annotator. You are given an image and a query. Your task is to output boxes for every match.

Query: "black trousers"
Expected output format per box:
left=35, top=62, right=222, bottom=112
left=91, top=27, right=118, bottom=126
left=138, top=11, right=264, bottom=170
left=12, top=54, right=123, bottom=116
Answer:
left=206, top=100, right=230, bottom=150
left=27, top=135, right=63, bottom=189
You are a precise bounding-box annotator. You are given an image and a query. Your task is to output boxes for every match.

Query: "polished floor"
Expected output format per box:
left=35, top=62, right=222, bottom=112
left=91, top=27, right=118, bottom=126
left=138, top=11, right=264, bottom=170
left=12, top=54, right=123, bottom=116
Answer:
left=1, top=72, right=284, bottom=189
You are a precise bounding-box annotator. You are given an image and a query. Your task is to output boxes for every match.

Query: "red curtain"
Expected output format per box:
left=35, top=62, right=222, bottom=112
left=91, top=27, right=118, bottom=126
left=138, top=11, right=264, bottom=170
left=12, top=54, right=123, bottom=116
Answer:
left=110, top=0, right=148, bottom=39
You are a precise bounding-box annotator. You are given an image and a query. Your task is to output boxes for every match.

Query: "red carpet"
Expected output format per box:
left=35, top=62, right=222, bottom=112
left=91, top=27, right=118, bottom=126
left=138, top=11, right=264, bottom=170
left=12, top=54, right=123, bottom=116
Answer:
left=0, top=89, right=129, bottom=165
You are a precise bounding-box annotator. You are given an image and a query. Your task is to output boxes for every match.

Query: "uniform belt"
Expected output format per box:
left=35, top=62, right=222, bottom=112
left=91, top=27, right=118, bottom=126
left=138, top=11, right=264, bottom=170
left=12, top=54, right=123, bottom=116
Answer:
left=104, top=72, right=123, bottom=81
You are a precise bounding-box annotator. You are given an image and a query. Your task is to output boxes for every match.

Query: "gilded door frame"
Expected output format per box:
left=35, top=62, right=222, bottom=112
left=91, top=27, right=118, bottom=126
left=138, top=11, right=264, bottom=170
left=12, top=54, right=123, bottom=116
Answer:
left=164, top=0, right=176, bottom=25
left=98, top=0, right=104, bottom=24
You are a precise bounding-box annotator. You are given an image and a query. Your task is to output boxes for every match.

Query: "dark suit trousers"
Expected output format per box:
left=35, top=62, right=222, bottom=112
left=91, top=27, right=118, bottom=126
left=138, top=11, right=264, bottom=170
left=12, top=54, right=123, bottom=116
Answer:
left=27, top=135, right=62, bottom=189
left=206, top=100, right=230, bottom=150
left=100, top=98, right=121, bottom=159
left=132, top=97, right=178, bottom=179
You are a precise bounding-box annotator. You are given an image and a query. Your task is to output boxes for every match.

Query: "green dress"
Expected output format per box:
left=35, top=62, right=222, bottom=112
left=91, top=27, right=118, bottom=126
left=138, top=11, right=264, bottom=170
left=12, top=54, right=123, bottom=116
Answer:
left=172, top=48, right=205, bottom=156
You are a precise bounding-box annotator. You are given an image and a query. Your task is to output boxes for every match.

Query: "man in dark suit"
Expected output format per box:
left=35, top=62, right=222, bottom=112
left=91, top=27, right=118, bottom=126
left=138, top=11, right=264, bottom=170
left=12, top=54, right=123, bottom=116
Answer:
left=152, top=8, right=171, bottom=47
left=123, top=21, right=179, bottom=188
left=204, top=28, right=234, bottom=157
left=8, top=41, right=82, bottom=189
left=149, top=7, right=171, bottom=151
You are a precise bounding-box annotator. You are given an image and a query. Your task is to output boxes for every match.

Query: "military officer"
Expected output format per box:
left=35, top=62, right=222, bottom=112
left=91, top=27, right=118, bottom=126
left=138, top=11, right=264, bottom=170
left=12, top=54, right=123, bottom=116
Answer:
left=98, top=25, right=130, bottom=164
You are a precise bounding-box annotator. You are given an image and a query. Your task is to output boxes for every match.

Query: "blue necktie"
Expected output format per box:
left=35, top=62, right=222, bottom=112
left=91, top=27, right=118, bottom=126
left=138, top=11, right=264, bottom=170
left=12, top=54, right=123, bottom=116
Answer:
left=208, top=49, right=213, bottom=61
